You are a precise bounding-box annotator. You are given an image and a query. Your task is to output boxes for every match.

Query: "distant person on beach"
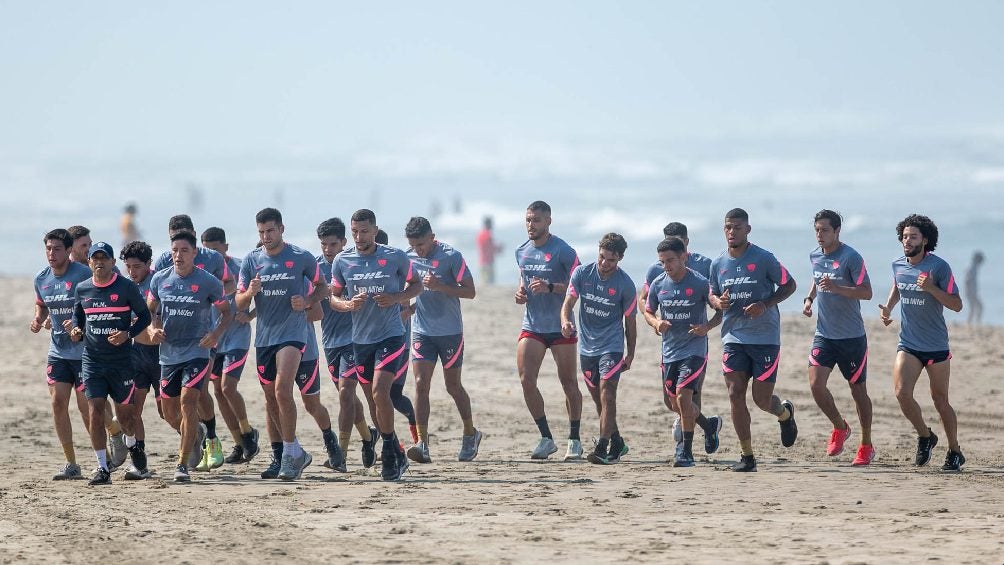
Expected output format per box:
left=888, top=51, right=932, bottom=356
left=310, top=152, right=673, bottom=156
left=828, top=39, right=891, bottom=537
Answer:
left=120, top=203, right=141, bottom=247
left=476, top=216, right=504, bottom=285
left=878, top=214, right=965, bottom=472
left=965, top=251, right=984, bottom=326
left=802, top=210, right=876, bottom=466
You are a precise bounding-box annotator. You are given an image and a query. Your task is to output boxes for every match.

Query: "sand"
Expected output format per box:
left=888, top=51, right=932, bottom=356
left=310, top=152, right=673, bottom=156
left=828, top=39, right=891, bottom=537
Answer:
left=1, top=278, right=1002, bottom=564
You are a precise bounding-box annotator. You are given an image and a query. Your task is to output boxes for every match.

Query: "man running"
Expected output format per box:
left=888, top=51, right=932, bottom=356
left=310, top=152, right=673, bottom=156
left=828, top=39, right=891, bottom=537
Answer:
left=404, top=216, right=481, bottom=463
left=644, top=237, right=723, bottom=467
left=316, top=218, right=378, bottom=471
left=237, top=208, right=328, bottom=480
left=560, top=233, right=637, bottom=465
left=879, top=214, right=965, bottom=471
left=708, top=208, right=798, bottom=472
left=200, top=227, right=261, bottom=466
left=68, top=242, right=151, bottom=485
left=32, top=228, right=94, bottom=480
left=515, top=201, right=583, bottom=460
left=329, top=209, right=422, bottom=481
left=802, top=210, right=875, bottom=465
left=147, top=231, right=230, bottom=482
left=67, top=225, right=93, bottom=264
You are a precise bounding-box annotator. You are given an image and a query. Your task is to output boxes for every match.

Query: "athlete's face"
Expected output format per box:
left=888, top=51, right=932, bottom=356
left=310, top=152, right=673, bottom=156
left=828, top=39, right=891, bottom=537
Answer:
left=319, top=235, right=346, bottom=261
left=201, top=240, right=228, bottom=257
left=724, top=217, right=750, bottom=249
left=408, top=233, right=436, bottom=258
left=525, top=209, right=551, bottom=241
left=814, top=219, right=840, bottom=251
left=88, top=252, right=114, bottom=279
left=71, top=236, right=92, bottom=263
left=123, top=258, right=151, bottom=283
left=351, top=220, right=377, bottom=253
left=596, top=248, right=621, bottom=277
left=171, top=240, right=197, bottom=272
left=257, top=221, right=284, bottom=251
left=659, top=249, right=686, bottom=280
left=44, top=239, right=70, bottom=269
left=901, top=226, right=926, bottom=258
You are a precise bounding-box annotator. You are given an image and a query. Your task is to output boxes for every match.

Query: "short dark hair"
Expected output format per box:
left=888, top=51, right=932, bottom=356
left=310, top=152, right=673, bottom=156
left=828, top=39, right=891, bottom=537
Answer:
left=598, top=233, right=627, bottom=257
left=405, top=216, right=433, bottom=239
left=256, top=208, right=282, bottom=225
left=201, top=227, right=226, bottom=244
left=527, top=201, right=551, bottom=215
left=376, top=229, right=389, bottom=245
left=317, top=218, right=346, bottom=239
left=814, top=209, right=842, bottom=230
left=658, top=236, right=687, bottom=255
left=351, top=209, right=376, bottom=225
left=44, top=228, right=73, bottom=249
left=896, top=214, right=939, bottom=252
left=725, top=208, right=749, bottom=222
left=168, top=214, right=195, bottom=232
left=120, top=240, right=153, bottom=263
left=170, top=230, right=198, bottom=249
left=663, top=222, right=688, bottom=238
left=67, top=225, right=90, bottom=241
left=124, top=203, right=137, bottom=215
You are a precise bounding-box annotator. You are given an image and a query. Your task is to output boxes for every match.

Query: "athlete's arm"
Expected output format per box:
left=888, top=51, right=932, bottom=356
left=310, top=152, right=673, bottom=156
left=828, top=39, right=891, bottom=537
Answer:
left=329, top=284, right=366, bottom=312
left=623, top=313, right=637, bottom=371
left=201, top=300, right=231, bottom=349
left=146, top=296, right=166, bottom=343
left=763, top=277, right=797, bottom=309
left=30, top=303, right=48, bottom=333
left=802, top=280, right=817, bottom=317
left=560, top=293, right=577, bottom=338
left=918, top=271, right=963, bottom=312
left=878, top=284, right=899, bottom=326
left=514, top=277, right=528, bottom=304
left=69, top=300, right=85, bottom=341
left=424, top=271, right=476, bottom=299
left=236, top=274, right=261, bottom=311
left=820, top=275, right=872, bottom=301
left=126, top=286, right=152, bottom=339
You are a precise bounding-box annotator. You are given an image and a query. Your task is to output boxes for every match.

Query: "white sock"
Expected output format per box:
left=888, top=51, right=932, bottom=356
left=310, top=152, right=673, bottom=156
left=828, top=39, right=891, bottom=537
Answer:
left=95, top=449, right=108, bottom=471
left=124, top=435, right=137, bottom=448
left=283, top=441, right=300, bottom=457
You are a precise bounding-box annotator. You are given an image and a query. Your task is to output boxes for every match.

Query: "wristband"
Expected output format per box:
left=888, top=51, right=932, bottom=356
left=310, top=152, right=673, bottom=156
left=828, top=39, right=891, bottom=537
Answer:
left=548, top=283, right=555, bottom=293
left=804, top=297, right=813, bottom=304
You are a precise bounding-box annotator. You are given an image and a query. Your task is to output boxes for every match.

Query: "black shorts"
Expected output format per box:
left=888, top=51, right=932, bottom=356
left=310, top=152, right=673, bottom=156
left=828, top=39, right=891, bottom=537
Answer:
left=295, top=358, right=321, bottom=395
left=255, top=341, right=306, bottom=384
left=898, top=346, right=952, bottom=366
left=212, top=349, right=249, bottom=380
left=82, top=361, right=136, bottom=404
left=662, top=355, right=708, bottom=397
left=133, top=358, right=161, bottom=393
left=518, top=330, right=577, bottom=348
left=160, top=358, right=212, bottom=398
left=580, top=352, right=625, bottom=389
left=46, top=356, right=83, bottom=390
left=722, top=343, right=781, bottom=383
left=809, top=335, right=868, bottom=383
left=325, top=344, right=357, bottom=383
left=412, top=333, right=464, bottom=369
left=354, top=336, right=408, bottom=385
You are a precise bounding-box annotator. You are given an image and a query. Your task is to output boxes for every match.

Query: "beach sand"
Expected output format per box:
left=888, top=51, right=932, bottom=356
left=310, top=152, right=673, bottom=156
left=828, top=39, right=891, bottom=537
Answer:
left=1, top=279, right=1002, bottom=564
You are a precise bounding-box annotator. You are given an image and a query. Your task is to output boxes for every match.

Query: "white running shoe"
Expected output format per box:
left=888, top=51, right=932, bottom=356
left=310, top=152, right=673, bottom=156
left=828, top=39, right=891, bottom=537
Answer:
left=407, top=441, right=432, bottom=464
left=563, top=439, right=584, bottom=461
left=531, top=437, right=558, bottom=460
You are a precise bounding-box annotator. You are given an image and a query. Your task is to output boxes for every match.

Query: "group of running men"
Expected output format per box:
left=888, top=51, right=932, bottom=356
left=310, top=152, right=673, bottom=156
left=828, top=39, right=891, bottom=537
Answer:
left=31, top=202, right=966, bottom=485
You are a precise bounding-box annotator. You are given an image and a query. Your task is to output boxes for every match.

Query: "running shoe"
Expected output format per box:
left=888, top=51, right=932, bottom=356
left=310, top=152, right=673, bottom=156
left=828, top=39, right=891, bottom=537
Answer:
left=381, top=441, right=402, bottom=481
left=260, top=455, right=281, bottom=479
left=53, top=463, right=82, bottom=481
left=458, top=429, right=482, bottom=462
left=704, top=415, right=722, bottom=454
left=941, top=449, right=965, bottom=472
left=207, top=437, right=224, bottom=469
left=563, top=439, right=583, bottom=461
left=731, top=454, right=757, bottom=472
left=608, top=436, right=628, bottom=463
left=779, top=400, right=798, bottom=447
left=89, top=467, right=111, bottom=486
left=587, top=441, right=610, bottom=465
left=188, top=424, right=207, bottom=469
left=915, top=429, right=939, bottom=466
left=672, top=417, right=684, bottom=461
left=407, top=441, right=432, bottom=464
left=224, top=444, right=245, bottom=464
left=123, top=465, right=151, bottom=480
left=361, top=426, right=378, bottom=468
left=174, top=463, right=190, bottom=482
left=673, top=449, right=695, bottom=468
left=278, top=450, right=312, bottom=481
left=241, top=428, right=260, bottom=462
left=851, top=444, right=876, bottom=466
left=323, top=436, right=346, bottom=472
left=827, top=421, right=852, bottom=456
left=109, top=432, right=128, bottom=470
left=531, top=437, right=558, bottom=460
left=195, top=440, right=212, bottom=472
left=128, top=445, right=148, bottom=474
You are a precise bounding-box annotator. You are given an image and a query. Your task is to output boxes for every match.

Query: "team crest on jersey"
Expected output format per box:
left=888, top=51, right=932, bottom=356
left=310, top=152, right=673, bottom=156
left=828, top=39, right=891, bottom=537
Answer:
left=110, top=293, right=119, bottom=302
left=378, top=259, right=387, bottom=267
left=607, top=287, right=616, bottom=296
left=191, top=284, right=199, bottom=292
left=65, top=281, right=73, bottom=290
left=197, top=263, right=205, bottom=269
left=832, top=260, right=840, bottom=269
left=747, top=263, right=757, bottom=272
left=544, top=253, right=552, bottom=262
left=685, top=288, right=694, bottom=297
left=413, top=342, right=421, bottom=351
left=285, top=261, right=294, bottom=269
left=431, top=260, right=439, bottom=268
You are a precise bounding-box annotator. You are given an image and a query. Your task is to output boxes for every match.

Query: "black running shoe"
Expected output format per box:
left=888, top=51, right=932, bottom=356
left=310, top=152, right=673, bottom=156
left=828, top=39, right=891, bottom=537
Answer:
left=324, top=436, right=347, bottom=473
left=380, top=441, right=400, bottom=481
left=128, top=445, right=147, bottom=473
left=174, top=463, right=190, bottom=482
left=88, top=467, right=111, bottom=486
left=224, top=444, right=245, bottom=464
left=361, top=426, right=378, bottom=469
left=941, top=449, right=965, bottom=472
left=242, top=428, right=260, bottom=462
left=704, top=415, right=722, bottom=454
left=779, top=400, right=798, bottom=447
left=731, top=454, right=757, bottom=472
left=607, top=436, right=624, bottom=463
left=915, top=429, right=939, bottom=466
left=395, top=444, right=410, bottom=480
left=260, top=456, right=281, bottom=479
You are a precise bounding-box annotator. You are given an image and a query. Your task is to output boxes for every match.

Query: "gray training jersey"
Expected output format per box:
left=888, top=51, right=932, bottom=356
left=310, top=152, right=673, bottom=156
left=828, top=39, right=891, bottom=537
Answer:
left=408, top=241, right=472, bottom=337
left=893, top=253, right=958, bottom=352
left=34, top=261, right=92, bottom=360
left=149, top=266, right=225, bottom=365
left=330, top=244, right=413, bottom=345
left=317, top=255, right=353, bottom=349
left=568, top=263, right=637, bottom=356
left=810, top=244, right=869, bottom=340
left=709, top=244, right=792, bottom=346
left=646, top=269, right=711, bottom=362
left=238, top=243, right=323, bottom=348
left=155, top=246, right=228, bottom=282
left=216, top=255, right=253, bottom=354
left=515, top=235, right=579, bottom=334
left=643, top=252, right=713, bottom=294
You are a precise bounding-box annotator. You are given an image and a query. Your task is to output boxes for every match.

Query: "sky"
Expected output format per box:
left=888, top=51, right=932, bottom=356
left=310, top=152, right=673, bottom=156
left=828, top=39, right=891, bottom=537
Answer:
left=3, top=1, right=1004, bottom=161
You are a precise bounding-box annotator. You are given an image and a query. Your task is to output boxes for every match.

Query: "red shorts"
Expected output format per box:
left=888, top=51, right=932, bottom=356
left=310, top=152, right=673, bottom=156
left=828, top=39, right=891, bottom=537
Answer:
left=518, top=330, right=577, bottom=348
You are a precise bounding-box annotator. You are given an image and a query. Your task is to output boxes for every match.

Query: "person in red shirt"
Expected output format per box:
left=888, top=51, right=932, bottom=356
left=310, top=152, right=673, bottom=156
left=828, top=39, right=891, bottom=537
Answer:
left=476, top=216, right=504, bottom=285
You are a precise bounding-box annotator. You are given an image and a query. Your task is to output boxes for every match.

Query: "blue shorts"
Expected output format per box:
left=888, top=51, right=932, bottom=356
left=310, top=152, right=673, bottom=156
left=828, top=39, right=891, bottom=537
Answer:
left=324, top=344, right=357, bottom=383
left=46, top=356, right=83, bottom=390
left=255, top=341, right=306, bottom=384
left=212, top=349, right=249, bottom=380
left=810, top=335, right=868, bottom=383
left=82, top=361, right=137, bottom=404
left=295, top=358, right=321, bottom=395
left=580, top=352, right=625, bottom=389
left=133, top=359, right=161, bottom=393
left=160, top=358, right=211, bottom=398
left=898, top=346, right=952, bottom=366
left=354, top=336, right=408, bottom=385
left=412, top=333, right=464, bottom=369
left=722, top=343, right=781, bottom=383
left=662, top=355, right=708, bottom=397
